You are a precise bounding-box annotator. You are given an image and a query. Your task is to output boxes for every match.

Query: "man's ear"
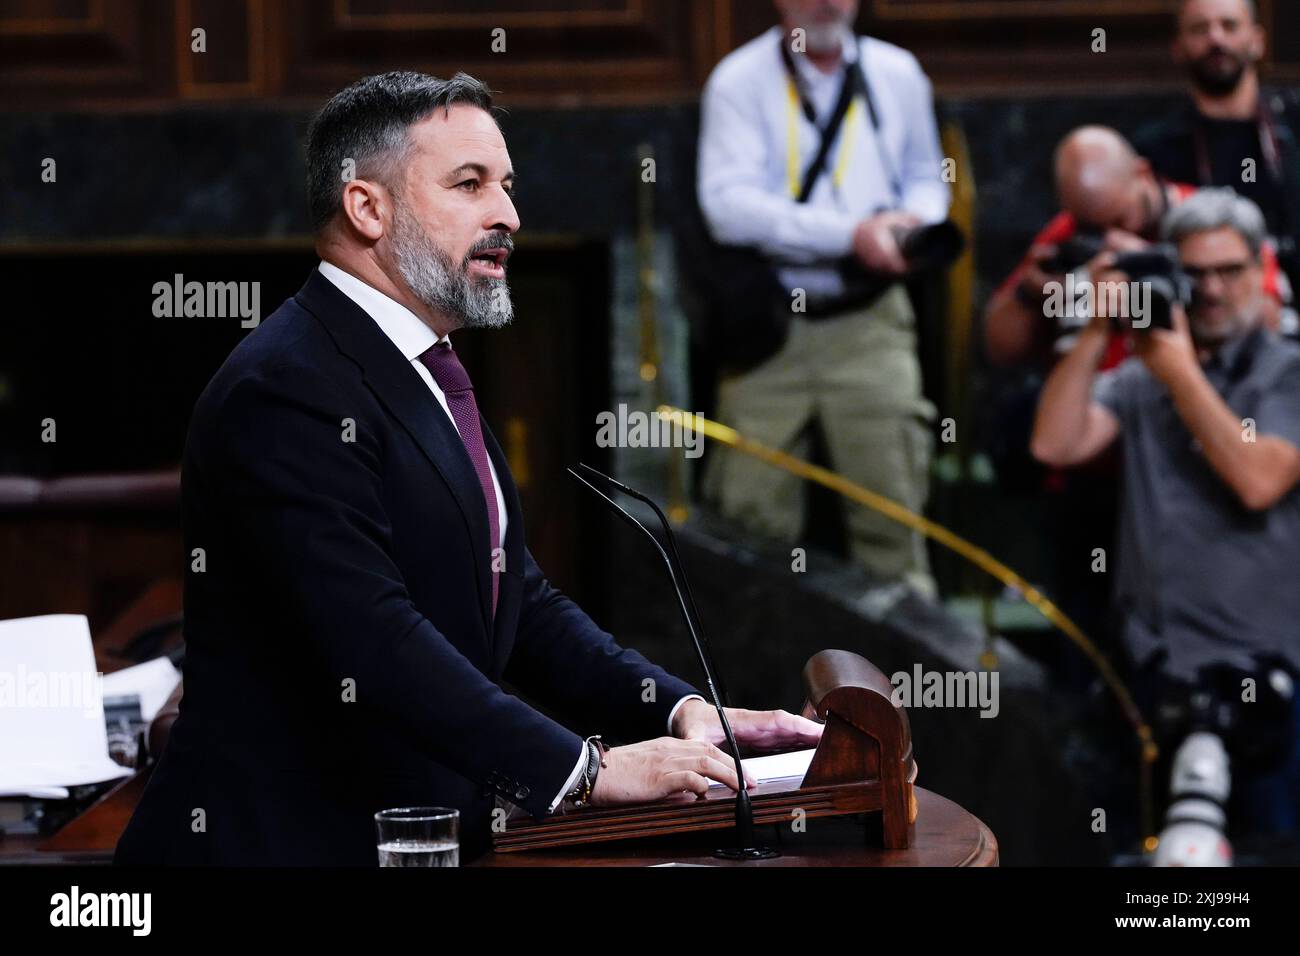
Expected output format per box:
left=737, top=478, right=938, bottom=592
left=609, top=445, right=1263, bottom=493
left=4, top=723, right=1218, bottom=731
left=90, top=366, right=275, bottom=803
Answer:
left=1249, top=24, right=1267, bottom=65
left=339, top=178, right=388, bottom=242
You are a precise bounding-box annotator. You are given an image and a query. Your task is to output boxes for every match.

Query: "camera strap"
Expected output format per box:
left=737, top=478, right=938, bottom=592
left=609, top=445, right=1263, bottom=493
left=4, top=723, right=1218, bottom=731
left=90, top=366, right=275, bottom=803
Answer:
left=779, top=36, right=902, bottom=206
left=780, top=37, right=863, bottom=203
left=1193, top=104, right=1283, bottom=188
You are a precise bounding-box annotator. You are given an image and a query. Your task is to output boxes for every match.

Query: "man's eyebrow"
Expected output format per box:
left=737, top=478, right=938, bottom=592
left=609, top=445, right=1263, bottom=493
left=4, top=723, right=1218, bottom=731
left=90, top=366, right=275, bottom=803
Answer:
left=445, top=162, right=515, bottom=182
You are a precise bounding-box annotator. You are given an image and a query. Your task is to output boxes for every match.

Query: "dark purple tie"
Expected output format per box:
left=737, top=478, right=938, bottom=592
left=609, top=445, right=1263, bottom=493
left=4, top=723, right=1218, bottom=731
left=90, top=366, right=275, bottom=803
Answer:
left=418, top=341, right=500, bottom=617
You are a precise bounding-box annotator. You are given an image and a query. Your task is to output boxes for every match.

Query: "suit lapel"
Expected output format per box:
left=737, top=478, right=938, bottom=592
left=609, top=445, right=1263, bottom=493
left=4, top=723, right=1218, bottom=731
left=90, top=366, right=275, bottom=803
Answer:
left=294, top=269, right=496, bottom=637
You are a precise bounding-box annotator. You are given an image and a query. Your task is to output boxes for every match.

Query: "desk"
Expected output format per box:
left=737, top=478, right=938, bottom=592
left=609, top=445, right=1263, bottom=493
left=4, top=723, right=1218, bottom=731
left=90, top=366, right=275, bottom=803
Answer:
left=2, top=788, right=995, bottom=867
left=475, top=787, right=997, bottom=867
left=0, top=770, right=146, bottom=865
left=0, top=836, right=112, bottom=866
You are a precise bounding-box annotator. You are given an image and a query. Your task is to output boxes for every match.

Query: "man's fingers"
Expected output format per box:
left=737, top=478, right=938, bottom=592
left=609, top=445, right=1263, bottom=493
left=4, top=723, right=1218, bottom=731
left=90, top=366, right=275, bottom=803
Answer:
left=868, top=224, right=909, bottom=273
left=706, top=740, right=733, bottom=763
left=1103, top=229, right=1148, bottom=254
left=776, top=709, right=825, bottom=741
left=700, top=755, right=756, bottom=791
left=701, top=752, right=757, bottom=790
left=729, top=708, right=824, bottom=747
left=883, top=247, right=909, bottom=274
left=1170, top=305, right=1191, bottom=335
left=665, top=755, right=750, bottom=793
left=662, top=770, right=711, bottom=798
left=676, top=737, right=734, bottom=765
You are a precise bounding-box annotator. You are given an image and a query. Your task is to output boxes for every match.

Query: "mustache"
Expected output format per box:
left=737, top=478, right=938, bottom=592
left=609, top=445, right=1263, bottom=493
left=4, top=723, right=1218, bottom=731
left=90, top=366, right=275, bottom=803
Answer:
left=1198, top=45, right=1245, bottom=65
left=463, top=233, right=514, bottom=265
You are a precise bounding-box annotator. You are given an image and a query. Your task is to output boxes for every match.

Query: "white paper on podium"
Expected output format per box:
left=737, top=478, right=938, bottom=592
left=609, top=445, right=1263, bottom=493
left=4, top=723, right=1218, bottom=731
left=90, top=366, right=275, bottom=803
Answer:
left=0, top=614, right=133, bottom=798
left=102, top=656, right=181, bottom=723
left=706, top=747, right=816, bottom=788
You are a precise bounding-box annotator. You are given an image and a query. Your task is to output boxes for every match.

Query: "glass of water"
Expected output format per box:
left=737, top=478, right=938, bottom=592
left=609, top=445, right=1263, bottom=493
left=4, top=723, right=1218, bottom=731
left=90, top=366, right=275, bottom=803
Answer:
left=375, top=807, right=459, bottom=867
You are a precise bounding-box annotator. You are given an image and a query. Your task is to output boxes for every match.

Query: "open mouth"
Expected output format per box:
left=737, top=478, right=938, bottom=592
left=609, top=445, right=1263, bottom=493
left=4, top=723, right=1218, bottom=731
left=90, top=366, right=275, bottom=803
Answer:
left=468, top=247, right=509, bottom=279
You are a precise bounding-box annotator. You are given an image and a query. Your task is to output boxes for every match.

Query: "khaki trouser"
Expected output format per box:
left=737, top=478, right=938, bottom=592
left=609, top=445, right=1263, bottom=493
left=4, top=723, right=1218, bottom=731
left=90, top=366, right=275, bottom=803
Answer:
left=704, top=285, right=937, bottom=596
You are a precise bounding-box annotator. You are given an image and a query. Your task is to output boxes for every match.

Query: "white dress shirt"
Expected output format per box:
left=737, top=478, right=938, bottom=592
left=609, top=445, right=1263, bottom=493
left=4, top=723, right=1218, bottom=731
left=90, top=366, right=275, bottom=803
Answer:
left=318, top=261, right=703, bottom=811
left=697, top=26, right=950, bottom=300
left=318, top=260, right=509, bottom=548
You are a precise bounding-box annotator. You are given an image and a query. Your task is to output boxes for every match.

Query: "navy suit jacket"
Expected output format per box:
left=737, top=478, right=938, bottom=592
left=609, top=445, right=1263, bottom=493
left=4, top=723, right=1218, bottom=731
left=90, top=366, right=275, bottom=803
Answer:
left=114, top=268, right=700, bottom=865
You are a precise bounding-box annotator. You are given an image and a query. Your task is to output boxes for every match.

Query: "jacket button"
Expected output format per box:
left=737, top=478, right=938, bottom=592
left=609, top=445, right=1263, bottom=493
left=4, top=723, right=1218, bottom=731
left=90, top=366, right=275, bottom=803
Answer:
left=515, top=786, right=530, bottom=800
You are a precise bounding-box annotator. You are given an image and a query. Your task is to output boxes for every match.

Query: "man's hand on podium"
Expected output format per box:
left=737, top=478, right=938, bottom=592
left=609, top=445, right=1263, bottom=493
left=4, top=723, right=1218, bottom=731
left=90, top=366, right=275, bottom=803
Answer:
left=584, top=705, right=824, bottom=807
left=670, top=699, right=825, bottom=754
left=588, top=738, right=758, bottom=806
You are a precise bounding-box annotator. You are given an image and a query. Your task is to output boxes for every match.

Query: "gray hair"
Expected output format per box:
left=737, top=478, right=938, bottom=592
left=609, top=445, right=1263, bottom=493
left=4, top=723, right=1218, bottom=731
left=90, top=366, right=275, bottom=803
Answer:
left=306, top=71, right=495, bottom=231
left=1161, top=187, right=1267, bottom=259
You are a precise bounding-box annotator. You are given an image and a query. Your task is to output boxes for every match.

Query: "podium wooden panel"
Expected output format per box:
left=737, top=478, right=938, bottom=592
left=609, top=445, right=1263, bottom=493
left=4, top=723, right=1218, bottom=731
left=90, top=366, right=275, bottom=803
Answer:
left=475, top=787, right=997, bottom=867
left=490, top=649, right=997, bottom=864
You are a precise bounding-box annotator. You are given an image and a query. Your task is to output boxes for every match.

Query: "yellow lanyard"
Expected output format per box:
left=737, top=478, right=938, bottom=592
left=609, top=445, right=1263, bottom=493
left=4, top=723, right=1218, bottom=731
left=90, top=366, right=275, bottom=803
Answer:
left=785, top=77, right=861, bottom=199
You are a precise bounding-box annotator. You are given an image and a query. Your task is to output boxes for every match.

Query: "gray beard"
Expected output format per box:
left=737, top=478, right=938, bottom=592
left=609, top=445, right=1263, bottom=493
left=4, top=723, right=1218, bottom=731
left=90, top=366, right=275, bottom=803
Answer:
left=802, top=22, right=847, bottom=55
left=391, top=200, right=514, bottom=330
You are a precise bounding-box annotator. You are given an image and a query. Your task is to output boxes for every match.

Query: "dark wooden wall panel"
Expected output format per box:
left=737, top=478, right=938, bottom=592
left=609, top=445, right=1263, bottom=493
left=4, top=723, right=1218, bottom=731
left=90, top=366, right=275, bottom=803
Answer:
left=177, top=0, right=266, bottom=97
left=274, top=0, right=727, bottom=106
left=703, top=0, right=1300, bottom=97
left=1, top=0, right=1298, bottom=107
left=0, top=0, right=174, bottom=102
left=862, top=0, right=1177, bottom=94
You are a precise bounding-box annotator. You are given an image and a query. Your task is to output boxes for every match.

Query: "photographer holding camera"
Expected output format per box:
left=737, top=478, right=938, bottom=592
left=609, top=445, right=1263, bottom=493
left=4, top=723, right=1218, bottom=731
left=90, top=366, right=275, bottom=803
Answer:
left=986, top=127, right=1184, bottom=370
left=694, top=0, right=951, bottom=597
left=985, top=126, right=1281, bottom=370
left=1032, top=188, right=1300, bottom=836
left=984, top=128, right=1199, bottom=659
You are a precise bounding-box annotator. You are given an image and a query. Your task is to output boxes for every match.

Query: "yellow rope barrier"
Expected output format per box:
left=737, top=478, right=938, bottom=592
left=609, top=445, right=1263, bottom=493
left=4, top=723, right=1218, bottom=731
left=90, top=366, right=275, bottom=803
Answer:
left=657, top=405, right=1160, bottom=850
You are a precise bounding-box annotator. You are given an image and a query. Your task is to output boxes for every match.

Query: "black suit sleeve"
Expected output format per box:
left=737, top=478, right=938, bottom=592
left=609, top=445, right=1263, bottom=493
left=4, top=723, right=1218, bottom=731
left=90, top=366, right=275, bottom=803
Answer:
left=504, top=548, right=702, bottom=744
left=197, top=361, right=584, bottom=819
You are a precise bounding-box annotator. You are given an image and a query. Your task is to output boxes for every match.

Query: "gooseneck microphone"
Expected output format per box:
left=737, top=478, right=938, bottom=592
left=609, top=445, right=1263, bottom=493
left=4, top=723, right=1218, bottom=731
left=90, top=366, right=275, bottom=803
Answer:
left=573, top=462, right=729, bottom=707
left=567, top=462, right=778, bottom=860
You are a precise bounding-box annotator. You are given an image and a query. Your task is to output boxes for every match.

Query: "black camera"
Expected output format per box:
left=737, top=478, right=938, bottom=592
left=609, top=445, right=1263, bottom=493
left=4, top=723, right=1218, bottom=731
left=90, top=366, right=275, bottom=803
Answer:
left=1041, top=232, right=1106, bottom=275
left=1044, top=236, right=1192, bottom=332
left=839, top=219, right=966, bottom=303
left=1107, top=244, right=1194, bottom=332
left=1149, top=656, right=1297, bottom=775
left=891, top=219, right=967, bottom=272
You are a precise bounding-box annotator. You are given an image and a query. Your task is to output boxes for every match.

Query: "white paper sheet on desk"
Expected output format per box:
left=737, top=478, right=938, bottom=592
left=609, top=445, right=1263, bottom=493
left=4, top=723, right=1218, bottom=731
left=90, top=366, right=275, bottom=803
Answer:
left=0, top=614, right=133, bottom=798
left=706, top=748, right=816, bottom=788
left=102, top=656, right=181, bottom=723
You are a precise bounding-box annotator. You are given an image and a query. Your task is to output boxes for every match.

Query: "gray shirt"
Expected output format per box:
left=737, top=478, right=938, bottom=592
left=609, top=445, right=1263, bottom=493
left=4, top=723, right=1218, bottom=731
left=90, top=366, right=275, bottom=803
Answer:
left=1092, top=327, right=1300, bottom=680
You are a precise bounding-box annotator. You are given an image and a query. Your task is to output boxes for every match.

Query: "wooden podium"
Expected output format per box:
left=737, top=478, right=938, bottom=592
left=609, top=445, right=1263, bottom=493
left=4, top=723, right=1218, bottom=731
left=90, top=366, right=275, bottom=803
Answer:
left=485, top=649, right=996, bottom=865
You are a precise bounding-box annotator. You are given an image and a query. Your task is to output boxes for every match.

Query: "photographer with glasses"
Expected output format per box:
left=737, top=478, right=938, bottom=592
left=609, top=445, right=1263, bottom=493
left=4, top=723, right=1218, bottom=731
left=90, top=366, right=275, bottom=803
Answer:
left=1031, top=188, right=1300, bottom=842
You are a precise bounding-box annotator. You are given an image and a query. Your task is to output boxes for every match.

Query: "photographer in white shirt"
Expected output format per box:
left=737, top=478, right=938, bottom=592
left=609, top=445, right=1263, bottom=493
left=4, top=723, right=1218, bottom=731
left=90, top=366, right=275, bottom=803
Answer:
left=697, top=0, right=950, bottom=596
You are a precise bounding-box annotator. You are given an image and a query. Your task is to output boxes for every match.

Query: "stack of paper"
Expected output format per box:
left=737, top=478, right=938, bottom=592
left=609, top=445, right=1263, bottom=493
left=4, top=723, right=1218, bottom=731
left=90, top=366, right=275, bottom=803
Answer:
left=102, top=655, right=181, bottom=723
left=706, top=747, right=816, bottom=788
left=0, top=614, right=135, bottom=799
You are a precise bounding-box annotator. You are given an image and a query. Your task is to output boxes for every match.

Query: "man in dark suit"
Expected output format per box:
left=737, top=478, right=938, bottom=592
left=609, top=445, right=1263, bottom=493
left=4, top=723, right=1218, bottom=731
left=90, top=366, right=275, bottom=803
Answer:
left=114, top=71, right=821, bottom=866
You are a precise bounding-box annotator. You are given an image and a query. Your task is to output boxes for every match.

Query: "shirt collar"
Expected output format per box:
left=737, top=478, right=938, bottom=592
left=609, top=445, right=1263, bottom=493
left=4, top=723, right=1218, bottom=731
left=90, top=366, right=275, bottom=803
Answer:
left=317, top=259, right=450, bottom=361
